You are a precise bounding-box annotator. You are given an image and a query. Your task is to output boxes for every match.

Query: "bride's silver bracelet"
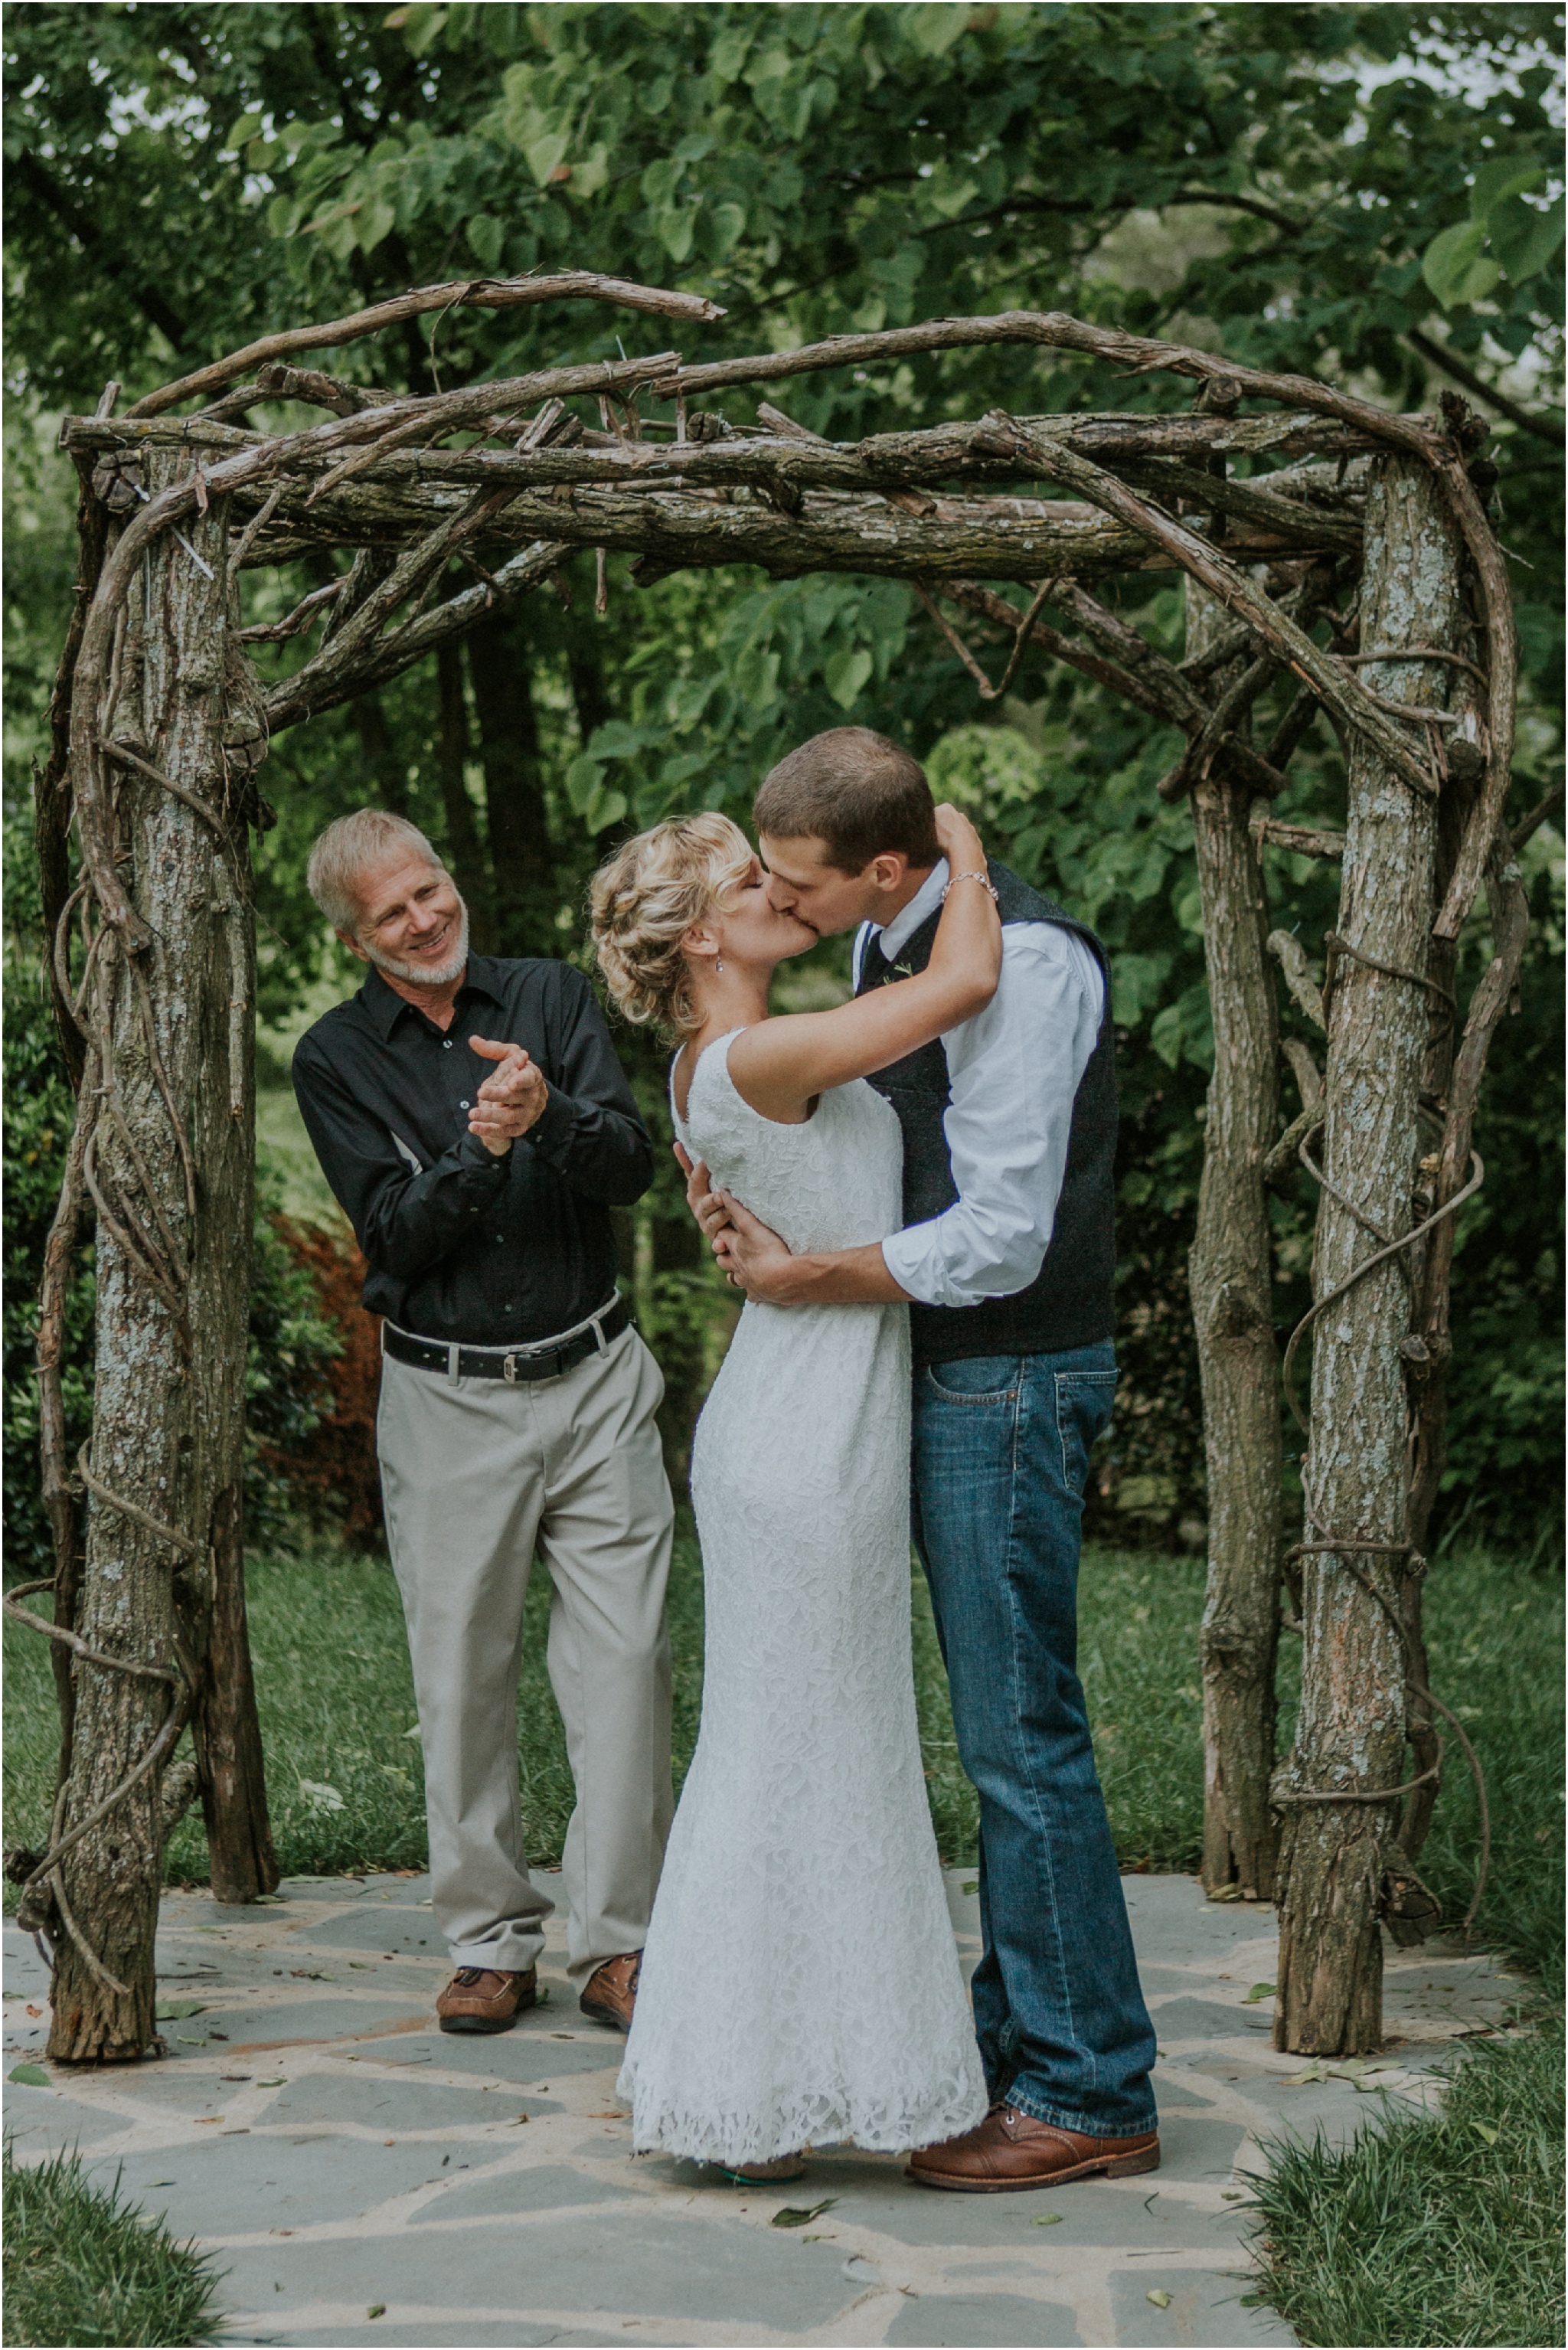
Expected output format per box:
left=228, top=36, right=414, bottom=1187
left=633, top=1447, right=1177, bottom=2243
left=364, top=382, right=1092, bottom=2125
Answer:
left=941, top=868, right=999, bottom=904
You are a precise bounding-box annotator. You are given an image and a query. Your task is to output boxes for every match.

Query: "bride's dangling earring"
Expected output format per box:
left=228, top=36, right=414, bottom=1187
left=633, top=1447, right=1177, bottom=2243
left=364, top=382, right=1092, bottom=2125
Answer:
left=715, top=957, right=725, bottom=973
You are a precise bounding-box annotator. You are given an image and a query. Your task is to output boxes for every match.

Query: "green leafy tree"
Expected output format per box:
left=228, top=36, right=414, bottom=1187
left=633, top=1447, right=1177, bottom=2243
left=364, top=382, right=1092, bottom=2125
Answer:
left=4, top=2, right=1560, bottom=1540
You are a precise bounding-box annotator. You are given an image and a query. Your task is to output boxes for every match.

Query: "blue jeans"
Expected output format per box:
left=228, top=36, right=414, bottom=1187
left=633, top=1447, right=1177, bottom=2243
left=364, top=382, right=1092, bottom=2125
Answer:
left=912, top=1341, right=1158, bottom=2139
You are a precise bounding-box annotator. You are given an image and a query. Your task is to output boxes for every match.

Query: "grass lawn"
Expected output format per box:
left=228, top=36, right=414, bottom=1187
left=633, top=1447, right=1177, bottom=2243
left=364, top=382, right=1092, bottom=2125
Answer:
left=2, top=2144, right=220, bottom=2349
left=5, top=1531, right=1560, bottom=1976
left=1249, top=2023, right=1566, bottom=2348
left=4, top=1530, right=1560, bottom=2348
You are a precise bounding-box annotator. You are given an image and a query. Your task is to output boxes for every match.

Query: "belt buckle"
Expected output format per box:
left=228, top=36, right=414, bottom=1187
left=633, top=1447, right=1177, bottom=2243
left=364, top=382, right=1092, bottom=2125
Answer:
left=502, top=1353, right=520, bottom=1385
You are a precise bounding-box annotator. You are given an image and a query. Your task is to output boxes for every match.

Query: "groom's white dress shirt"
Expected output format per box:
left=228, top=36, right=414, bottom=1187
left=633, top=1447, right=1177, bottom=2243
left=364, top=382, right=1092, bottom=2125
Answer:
left=852, top=858, right=1106, bottom=1312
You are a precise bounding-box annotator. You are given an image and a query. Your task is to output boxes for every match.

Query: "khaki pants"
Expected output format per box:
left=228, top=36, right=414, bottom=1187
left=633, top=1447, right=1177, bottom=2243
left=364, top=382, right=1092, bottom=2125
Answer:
left=377, top=1321, right=675, bottom=1985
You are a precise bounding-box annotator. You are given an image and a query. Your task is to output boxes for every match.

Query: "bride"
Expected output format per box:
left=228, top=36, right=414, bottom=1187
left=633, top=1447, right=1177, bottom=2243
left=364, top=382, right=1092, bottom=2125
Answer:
left=590, top=799, right=998, bottom=2181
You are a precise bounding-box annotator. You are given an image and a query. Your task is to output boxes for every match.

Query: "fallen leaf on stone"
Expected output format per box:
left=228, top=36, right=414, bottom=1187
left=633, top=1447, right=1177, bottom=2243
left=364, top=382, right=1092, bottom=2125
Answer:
left=350, top=1962, right=371, bottom=1969
left=384, top=2139, right=395, bottom=2146
left=511, top=2113, right=529, bottom=2125
left=1209, top=1883, right=1241, bottom=1902
left=1282, top=2062, right=1325, bottom=2087
left=1222, top=2190, right=1246, bottom=2201
left=24, top=2005, right=41, bottom=2017
left=1146, top=2289, right=1172, bottom=2308
left=175, top=2034, right=207, bottom=2045
left=195, top=2116, right=223, bottom=2125
left=220, top=2076, right=252, bottom=2083
left=1243, top=1982, right=1276, bottom=2004
left=289, top=1969, right=334, bottom=1981
left=589, top=2110, right=629, bottom=2120
left=258, top=2078, right=286, bottom=2087
left=1030, top=2212, right=1063, bottom=2226
left=8, top=2064, right=50, bottom=2087
left=367, top=2306, right=387, bottom=2321
left=772, top=2198, right=837, bottom=2228
left=155, top=1999, right=206, bottom=2019
left=961, top=1880, right=978, bottom=1895
left=145, top=2180, right=175, bottom=2188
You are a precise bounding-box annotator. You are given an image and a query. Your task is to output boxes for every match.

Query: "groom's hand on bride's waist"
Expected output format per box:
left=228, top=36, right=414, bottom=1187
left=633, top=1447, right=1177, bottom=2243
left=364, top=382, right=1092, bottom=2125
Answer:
left=673, top=1144, right=909, bottom=1305
left=675, top=1144, right=731, bottom=1246
left=713, top=1193, right=912, bottom=1308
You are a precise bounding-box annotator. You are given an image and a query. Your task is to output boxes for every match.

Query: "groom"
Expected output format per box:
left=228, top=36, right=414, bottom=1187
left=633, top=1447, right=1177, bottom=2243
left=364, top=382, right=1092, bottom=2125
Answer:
left=686, top=727, right=1158, bottom=2190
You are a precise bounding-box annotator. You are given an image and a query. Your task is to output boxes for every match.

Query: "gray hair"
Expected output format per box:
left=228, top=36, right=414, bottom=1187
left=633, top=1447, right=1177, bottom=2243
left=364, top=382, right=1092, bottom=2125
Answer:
left=305, top=809, right=446, bottom=936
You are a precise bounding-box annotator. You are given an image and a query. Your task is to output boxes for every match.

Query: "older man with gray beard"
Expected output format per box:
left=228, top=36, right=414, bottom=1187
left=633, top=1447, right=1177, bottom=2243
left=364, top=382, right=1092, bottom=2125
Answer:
left=292, top=809, right=673, bottom=2038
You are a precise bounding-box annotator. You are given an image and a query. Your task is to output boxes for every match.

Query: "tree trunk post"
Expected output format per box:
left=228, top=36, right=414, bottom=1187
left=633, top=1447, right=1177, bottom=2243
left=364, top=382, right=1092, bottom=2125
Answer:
left=467, top=606, right=555, bottom=955
left=1273, top=453, right=1463, bottom=2055
left=1184, top=426, right=1286, bottom=1906
left=1182, top=579, right=1284, bottom=1902
left=48, top=450, right=272, bottom=2061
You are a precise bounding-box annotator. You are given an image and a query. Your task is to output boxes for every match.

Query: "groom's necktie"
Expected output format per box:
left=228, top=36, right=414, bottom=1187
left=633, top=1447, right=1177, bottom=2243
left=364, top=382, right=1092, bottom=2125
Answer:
left=858, top=932, right=908, bottom=994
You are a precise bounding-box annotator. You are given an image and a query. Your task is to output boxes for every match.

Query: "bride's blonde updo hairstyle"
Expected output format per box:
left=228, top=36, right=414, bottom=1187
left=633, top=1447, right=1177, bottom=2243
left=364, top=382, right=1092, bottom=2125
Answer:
left=590, top=812, right=755, bottom=1038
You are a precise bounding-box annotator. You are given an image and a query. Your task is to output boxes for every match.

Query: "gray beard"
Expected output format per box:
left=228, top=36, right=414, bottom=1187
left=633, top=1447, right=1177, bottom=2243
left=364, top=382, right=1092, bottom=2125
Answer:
left=363, top=905, right=470, bottom=989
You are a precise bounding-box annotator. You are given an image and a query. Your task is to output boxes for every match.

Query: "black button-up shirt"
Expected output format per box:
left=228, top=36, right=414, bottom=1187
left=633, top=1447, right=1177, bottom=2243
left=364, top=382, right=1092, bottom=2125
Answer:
left=291, top=956, right=652, bottom=1345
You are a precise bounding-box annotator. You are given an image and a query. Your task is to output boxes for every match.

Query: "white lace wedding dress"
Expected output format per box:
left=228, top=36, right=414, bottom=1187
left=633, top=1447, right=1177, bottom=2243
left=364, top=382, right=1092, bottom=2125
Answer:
left=619, top=1031, right=988, bottom=2166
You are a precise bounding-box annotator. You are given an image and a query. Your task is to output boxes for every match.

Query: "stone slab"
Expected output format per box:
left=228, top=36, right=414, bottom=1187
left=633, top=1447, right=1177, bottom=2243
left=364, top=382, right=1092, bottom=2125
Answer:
left=7, top=1871, right=1527, bottom=2348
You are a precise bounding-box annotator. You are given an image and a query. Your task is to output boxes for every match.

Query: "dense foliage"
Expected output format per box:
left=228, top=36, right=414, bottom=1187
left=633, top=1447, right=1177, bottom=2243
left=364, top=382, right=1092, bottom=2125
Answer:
left=3, top=2, right=1561, bottom=1544
left=2, top=828, right=345, bottom=1570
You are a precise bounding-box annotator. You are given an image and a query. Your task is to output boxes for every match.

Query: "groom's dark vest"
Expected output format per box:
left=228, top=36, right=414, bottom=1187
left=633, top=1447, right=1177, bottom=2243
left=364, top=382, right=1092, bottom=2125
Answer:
left=857, top=862, right=1117, bottom=1368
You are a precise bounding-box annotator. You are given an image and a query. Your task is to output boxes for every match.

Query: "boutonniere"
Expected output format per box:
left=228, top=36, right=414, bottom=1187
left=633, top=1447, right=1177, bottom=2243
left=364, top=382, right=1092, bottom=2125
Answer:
left=890, top=963, right=913, bottom=979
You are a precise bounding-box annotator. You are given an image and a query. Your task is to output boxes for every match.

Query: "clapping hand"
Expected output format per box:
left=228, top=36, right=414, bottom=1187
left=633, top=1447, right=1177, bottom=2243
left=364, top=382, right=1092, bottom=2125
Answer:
left=468, top=1037, right=549, bottom=1155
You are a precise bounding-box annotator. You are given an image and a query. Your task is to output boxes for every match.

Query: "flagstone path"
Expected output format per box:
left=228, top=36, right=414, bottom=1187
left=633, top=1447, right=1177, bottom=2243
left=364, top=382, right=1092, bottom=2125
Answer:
left=5, top=1872, right=1524, bottom=2348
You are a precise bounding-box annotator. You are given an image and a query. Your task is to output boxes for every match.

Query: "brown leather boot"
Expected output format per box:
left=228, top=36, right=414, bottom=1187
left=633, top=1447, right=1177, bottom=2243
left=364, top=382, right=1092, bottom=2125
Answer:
left=908, top=2106, right=1160, bottom=2193
left=579, top=1950, right=642, bottom=2033
left=436, top=1966, right=537, bottom=2035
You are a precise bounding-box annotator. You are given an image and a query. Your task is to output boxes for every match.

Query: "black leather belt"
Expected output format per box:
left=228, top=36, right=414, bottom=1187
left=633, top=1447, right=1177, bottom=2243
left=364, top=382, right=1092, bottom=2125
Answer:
left=382, top=1295, right=630, bottom=1384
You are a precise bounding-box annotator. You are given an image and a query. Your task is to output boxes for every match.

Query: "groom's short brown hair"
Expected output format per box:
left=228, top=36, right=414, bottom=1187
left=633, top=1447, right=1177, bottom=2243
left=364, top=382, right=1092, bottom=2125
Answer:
left=756, top=727, right=940, bottom=874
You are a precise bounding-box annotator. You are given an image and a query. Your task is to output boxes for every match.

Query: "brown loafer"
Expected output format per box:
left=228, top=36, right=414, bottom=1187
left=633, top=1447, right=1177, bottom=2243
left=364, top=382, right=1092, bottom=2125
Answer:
left=436, top=1966, right=536, bottom=2035
left=908, top=2105, right=1159, bottom=2193
left=579, top=1950, right=642, bottom=2033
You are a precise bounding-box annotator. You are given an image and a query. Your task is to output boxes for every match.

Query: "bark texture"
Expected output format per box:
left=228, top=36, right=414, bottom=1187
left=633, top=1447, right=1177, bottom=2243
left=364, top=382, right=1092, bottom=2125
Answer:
left=435, top=639, right=495, bottom=953
left=1185, top=587, right=1283, bottom=1903
left=1273, top=456, right=1462, bottom=2055
left=466, top=607, right=555, bottom=954
left=49, top=450, right=272, bottom=2060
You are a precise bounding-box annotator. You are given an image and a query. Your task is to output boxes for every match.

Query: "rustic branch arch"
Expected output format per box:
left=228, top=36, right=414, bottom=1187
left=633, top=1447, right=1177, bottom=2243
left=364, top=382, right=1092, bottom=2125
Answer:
left=15, top=273, right=1530, bottom=2065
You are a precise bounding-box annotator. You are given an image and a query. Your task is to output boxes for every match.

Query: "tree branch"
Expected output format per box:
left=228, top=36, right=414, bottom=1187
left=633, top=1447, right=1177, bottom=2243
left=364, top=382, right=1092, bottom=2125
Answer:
left=1406, top=329, right=1564, bottom=448
left=125, top=275, right=724, bottom=420
left=14, top=150, right=189, bottom=351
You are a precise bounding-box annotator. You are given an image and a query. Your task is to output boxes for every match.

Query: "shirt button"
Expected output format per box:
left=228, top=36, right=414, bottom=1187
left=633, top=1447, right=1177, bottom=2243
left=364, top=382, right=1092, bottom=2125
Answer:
left=459, top=1100, right=470, bottom=1109
left=443, top=1040, right=452, bottom=1050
